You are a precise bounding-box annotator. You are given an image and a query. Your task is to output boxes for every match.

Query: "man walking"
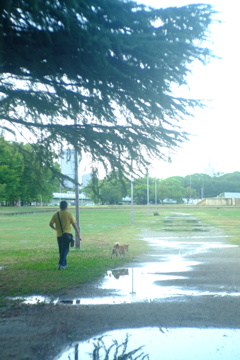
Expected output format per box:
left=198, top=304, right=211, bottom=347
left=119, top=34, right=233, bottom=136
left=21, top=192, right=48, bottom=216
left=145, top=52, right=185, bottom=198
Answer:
left=49, top=201, right=81, bottom=269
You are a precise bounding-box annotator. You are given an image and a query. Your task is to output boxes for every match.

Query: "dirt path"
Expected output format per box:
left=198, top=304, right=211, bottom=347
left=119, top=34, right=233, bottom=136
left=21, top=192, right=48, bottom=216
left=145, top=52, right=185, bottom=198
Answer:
left=1, top=220, right=240, bottom=359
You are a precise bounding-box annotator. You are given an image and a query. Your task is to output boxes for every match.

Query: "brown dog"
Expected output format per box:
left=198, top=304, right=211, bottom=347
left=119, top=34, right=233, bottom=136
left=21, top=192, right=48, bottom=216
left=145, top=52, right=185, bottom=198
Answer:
left=111, top=242, right=129, bottom=258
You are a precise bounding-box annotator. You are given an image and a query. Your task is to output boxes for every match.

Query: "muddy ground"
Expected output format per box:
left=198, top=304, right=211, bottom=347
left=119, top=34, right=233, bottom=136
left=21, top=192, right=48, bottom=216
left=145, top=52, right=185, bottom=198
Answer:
left=1, top=221, right=240, bottom=359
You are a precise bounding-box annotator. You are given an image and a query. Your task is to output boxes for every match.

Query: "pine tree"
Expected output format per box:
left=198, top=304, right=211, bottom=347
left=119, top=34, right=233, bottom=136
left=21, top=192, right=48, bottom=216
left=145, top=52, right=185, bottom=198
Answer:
left=0, top=0, right=215, bottom=177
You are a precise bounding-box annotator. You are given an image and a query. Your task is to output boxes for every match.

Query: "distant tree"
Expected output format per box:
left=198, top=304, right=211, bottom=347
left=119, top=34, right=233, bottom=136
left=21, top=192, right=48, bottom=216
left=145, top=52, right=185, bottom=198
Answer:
left=158, top=177, right=185, bottom=203
left=0, top=138, right=60, bottom=204
left=0, top=138, right=24, bottom=204
left=100, top=181, right=124, bottom=205
left=82, top=170, right=102, bottom=204
left=183, top=173, right=211, bottom=198
left=1, top=0, right=215, bottom=178
left=132, top=175, right=185, bottom=204
left=133, top=176, right=149, bottom=204
left=218, top=172, right=240, bottom=193
left=156, top=181, right=169, bottom=204
left=83, top=171, right=129, bottom=204
left=17, top=144, right=60, bottom=204
left=203, top=172, right=240, bottom=198
left=184, top=186, right=198, bottom=202
left=182, top=172, right=240, bottom=199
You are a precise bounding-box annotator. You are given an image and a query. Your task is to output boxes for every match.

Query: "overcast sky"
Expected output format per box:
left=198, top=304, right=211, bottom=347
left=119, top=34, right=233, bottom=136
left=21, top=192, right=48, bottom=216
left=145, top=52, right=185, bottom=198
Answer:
left=139, top=0, right=239, bottom=178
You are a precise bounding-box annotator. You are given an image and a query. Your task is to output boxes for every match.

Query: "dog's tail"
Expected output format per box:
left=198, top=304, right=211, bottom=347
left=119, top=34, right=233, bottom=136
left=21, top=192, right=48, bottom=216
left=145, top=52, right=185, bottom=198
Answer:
left=114, top=242, right=120, bottom=247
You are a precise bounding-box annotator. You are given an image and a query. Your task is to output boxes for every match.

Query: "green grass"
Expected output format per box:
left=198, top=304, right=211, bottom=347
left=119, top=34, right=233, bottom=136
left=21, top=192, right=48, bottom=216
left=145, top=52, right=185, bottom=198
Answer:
left=0, top=205, right=240, bottom=304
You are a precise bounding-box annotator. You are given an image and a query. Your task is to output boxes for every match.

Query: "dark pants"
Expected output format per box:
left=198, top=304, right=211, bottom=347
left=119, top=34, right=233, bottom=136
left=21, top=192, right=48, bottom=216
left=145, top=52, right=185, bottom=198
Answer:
left=57, top=236, right=70, bottom=266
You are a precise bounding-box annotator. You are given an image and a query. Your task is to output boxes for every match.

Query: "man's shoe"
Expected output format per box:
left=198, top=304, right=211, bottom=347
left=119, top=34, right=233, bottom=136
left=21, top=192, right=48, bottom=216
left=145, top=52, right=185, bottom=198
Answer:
left=58, top=265, right=66, bottom=270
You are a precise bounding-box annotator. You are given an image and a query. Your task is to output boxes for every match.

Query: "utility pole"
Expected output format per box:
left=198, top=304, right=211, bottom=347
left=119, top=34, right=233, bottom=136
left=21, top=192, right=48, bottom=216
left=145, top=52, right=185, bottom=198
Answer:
left=155, top=178, right=158, bottom=212
left=190, top=174, right=192, bottom=203
left=131, top=180, right=134, bottom=224
left=146, top=169, right=150, bottom=215
left=74, top=115, right=81, bottom=249
left=74, top=148, right=81, bottom=248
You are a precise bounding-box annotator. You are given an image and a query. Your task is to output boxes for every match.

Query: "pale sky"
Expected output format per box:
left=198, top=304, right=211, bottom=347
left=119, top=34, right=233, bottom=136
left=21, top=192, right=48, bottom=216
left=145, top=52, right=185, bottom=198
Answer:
left=82, top=0, right=240, bottom=180
left=141, top=0, right=240, bottom=178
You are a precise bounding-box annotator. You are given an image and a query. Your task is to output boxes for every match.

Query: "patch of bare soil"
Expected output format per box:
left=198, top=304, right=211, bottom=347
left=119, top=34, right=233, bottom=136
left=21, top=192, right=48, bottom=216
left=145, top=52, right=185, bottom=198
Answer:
left=1, top=226, right=240, bottom=360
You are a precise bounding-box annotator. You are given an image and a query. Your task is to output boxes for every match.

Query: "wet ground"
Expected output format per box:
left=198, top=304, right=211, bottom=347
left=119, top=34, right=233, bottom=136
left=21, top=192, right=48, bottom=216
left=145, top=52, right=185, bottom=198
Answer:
left=17, top=234, right=239, bottom=306
left=2, top=214, right=240, bottom=359
left=53, top=215, right=240, bottom=359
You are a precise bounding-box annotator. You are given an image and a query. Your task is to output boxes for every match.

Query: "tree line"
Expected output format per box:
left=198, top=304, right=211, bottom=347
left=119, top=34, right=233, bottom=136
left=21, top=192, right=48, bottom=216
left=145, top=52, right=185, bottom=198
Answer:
left=0, top=137, right=60, bottom=205
left=83, top=171, right=240, bottom=205
left=2, top=137, right=239, bottom=206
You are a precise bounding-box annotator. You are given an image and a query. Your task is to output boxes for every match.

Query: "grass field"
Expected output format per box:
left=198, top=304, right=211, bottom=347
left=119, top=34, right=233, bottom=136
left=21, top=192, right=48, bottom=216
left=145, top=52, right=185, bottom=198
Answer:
left=0, top=205, right=239, bottom=303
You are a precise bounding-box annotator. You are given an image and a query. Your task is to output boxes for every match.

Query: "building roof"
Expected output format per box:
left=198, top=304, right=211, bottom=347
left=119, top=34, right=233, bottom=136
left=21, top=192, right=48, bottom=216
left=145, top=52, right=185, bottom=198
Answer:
left=53, top=192, right=89, bottom=200
left=219, top=192, right=240, bottom=198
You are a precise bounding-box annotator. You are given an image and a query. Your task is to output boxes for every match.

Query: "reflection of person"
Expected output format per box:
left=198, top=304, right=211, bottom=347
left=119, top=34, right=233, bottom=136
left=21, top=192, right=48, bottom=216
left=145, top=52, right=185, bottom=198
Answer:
left=49, top=200, right=81, bottom=270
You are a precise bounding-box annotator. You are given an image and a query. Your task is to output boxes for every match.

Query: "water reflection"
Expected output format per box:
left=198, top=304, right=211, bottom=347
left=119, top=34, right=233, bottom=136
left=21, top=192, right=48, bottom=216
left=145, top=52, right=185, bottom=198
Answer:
left=57, top=334, right=148, bottom=360
left=56, top=327, right=240, bottom=360
left=10, top=295, right=58, bottom=305
left=111, top=268, right=129, bottom=279
left=103, top=264, right=189, bottom=298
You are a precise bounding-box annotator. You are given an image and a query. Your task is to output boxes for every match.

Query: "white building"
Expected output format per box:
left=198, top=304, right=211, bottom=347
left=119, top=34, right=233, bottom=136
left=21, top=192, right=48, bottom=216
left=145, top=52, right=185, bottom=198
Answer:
left=60, top=149, right=75, bottom=188
left=81, top=173, right=91, bottom=187
left=50, top=192, right=91, bottom=205
left=218, top=192, right=240, bottom=198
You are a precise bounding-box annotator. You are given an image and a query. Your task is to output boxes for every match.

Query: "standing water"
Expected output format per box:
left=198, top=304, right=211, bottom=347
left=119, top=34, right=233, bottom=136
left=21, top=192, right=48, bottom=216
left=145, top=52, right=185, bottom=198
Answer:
left=56, top=327, right=240, bottom=360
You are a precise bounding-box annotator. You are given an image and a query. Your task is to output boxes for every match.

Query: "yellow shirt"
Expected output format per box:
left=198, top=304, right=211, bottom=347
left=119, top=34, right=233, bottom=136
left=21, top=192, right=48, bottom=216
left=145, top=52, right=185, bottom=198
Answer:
left=50, top=210, right=76, bottom=237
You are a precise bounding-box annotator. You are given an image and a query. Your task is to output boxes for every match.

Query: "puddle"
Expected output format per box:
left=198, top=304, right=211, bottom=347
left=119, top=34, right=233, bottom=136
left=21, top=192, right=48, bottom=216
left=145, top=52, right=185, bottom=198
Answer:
left=56, top=327, right=240, bottom=360
left=145, top=237, right=236, bottom=257
left=10, top=295, right=58, bottom=305
left=12, top=260, right=240, bottom=306
left=162, top=215, right=212, bottom=232
left=102, top=261, right=194, bottom=295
